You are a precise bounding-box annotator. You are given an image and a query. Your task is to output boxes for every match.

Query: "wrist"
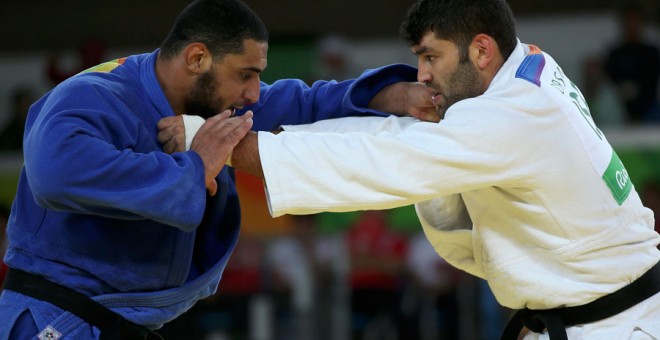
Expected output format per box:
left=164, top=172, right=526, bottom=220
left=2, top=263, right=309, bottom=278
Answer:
left=182, top=115, right=206, bottom=150
left=371, top=82, right=408, bottom=116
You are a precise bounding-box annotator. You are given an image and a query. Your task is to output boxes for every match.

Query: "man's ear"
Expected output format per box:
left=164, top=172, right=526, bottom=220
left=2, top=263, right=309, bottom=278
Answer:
left=471, top=33, right=497, bottom=70
left=183, top=43, right=211, bottom=74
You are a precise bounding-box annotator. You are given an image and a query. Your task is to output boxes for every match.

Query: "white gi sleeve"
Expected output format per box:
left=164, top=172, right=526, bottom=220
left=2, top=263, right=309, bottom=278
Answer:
left=182, top=114, right=206, bottom=151
left=415, top=196, right=484, bottom=279
left=281, top=115, right=420, bottom=134
left=182, top=114, right=418, bottom=150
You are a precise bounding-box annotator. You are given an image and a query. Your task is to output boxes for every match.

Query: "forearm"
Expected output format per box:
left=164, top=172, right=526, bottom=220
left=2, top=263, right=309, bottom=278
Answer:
left=230, top=131, right=264, bottom=179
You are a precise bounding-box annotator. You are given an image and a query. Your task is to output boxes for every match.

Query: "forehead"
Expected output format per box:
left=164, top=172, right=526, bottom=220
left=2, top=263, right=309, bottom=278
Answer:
left=219, top=39, right=268, bottom=71
left=412, top=32, right=456, bottom=55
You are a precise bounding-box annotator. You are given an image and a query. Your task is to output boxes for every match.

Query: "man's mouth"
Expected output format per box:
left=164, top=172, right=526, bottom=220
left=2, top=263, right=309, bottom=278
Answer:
left=228, top=101, right=251, bottom=116
left=431, top=93, right=443, bottom=108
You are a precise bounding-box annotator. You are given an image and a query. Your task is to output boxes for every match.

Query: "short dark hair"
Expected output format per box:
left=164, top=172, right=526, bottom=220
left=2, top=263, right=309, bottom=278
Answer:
left=159, top=0, right=269, bottom=61
left=400, top=0, right=517, bottom=61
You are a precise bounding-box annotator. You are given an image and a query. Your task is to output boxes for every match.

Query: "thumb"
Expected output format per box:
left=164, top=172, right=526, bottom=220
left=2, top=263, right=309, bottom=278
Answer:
left=207, top=179, right=218, bottom=197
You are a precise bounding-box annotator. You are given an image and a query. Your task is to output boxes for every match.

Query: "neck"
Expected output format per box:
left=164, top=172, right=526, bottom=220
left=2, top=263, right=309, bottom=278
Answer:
left=155, top=54, right=188, bottom=116
left=482, top=53, right=506, bottom=91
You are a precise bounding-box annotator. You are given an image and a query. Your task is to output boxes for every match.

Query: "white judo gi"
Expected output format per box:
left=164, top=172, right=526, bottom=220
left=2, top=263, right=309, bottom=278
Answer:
left=254, top=41, right=660, bottom=338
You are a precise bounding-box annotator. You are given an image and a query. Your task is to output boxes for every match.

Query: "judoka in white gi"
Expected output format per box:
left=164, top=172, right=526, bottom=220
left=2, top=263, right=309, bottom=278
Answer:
left=161, top=0, right=660, bottom=338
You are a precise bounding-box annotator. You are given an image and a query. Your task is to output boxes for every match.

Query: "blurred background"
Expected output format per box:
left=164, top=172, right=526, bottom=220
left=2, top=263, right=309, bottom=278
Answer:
left=1, top=0, right=659, bottom=339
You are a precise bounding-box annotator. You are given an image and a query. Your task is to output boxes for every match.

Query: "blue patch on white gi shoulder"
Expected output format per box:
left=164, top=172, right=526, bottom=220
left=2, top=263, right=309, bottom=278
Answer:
left=515, top=45, right=545, bottom=87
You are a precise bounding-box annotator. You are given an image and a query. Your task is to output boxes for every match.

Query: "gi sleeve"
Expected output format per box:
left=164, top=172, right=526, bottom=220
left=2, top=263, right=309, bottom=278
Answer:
left=244, top=63, right=418, bottom=131
left=280, top=115, right=420, bottom=134
left=415, top=196, right=483, bottom=278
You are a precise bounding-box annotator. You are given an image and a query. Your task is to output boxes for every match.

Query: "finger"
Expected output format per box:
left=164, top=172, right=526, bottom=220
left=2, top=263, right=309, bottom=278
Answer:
left=206, top=110, right=233, bottom=123
left=157, top=129, right=173, bottom=145
left=158, top=125, right=187, bottom=153
left=197, top=111, right=234, bottom=136
left=215, top=114, right=253, bottom=142
left=157, top=116, right=180, bottom=130
left=239, top=113, right=254, bottom=133
left=171, top=126, right=186, bottom=152
left=236, top=111, right=254, bottom=130
left=165, top=140, right=183, bottom=154
left=162, top=141, right=173, bottom=154
left=199, top=113, right=253, bottom=139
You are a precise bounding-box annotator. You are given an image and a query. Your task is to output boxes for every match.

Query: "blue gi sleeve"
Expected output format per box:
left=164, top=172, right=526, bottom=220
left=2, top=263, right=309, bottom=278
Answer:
left=244, top=63, right=419, bottom=131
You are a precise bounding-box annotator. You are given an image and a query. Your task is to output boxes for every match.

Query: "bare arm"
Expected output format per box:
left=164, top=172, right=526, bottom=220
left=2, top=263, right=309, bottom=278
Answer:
left=230, top=131, right=264, bottom=179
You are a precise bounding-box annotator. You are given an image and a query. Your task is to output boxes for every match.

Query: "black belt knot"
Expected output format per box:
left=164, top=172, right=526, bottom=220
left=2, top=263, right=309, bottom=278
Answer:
left=523, top=310, right=556, bottom=333
left=500, top=260, right=660, bottom=340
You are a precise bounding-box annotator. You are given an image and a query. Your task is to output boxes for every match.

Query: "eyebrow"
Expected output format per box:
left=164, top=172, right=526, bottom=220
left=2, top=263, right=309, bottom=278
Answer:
left=242, top=66, right=264, bottom=74
left=412, top=46, right=430, bottom=56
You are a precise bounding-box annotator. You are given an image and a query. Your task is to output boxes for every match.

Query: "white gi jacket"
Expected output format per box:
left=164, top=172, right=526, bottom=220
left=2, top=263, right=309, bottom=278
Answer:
left=256, top=41, right=660, bottom=334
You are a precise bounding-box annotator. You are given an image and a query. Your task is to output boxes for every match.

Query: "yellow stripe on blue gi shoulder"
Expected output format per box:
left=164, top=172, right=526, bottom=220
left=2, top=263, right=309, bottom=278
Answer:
left=81, top=57, right=127, bottom=74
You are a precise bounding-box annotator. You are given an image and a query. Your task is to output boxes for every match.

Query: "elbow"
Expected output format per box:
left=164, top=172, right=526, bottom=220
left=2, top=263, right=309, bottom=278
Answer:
left=25, top=156, right=75, bottom=211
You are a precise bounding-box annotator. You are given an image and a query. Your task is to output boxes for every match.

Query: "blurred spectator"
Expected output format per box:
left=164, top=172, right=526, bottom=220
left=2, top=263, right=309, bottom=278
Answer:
left=314, top=219, right=351, bottom=340
left=313, top=34, right=356, bottom=82
left=604, top=3, right=660, bottom=124
left=0, top=204, right=9, bottom=291
left=640, top=180, right=660, bottom=236
left=0, top=87, right=34, bottom=152
left=403, top=231, right=462, bottom=340
left=264, top=215, right=319, bottom=340
left=473, top=278, right=510, bottom=340
left=208, top=236, right=266, bottom=339
left=580, top=55, right=626, bottom=128
left=47, top=37, right=107, bottom=86
left=158, top=236, right=265, bottom=340
left=346, top=211, right=408, bottom=340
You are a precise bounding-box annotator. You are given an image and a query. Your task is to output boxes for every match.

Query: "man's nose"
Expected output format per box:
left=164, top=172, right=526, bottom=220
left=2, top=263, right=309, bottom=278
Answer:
left=244, top=80, right=261, bottom=104
left=417, top=66, right=432, bottom=84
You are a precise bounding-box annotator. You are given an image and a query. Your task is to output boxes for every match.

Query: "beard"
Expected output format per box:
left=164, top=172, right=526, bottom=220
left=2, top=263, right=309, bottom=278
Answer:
left=185, top=70, right=223, bottom=119
left=434, top=60, right=483, bottom=119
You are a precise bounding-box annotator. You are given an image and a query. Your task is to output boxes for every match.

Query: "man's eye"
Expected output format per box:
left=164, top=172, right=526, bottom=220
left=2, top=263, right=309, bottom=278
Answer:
left=425, top=55, right=436, bottom=62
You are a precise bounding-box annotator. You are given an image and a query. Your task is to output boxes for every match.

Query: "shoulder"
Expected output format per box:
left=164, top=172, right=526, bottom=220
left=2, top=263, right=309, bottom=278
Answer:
left=51, top=61, right=141, bottom=108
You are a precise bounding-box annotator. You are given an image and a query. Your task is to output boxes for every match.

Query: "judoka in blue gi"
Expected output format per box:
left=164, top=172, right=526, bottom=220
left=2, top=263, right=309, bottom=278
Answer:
left=0, top=0, right=434, bottom=338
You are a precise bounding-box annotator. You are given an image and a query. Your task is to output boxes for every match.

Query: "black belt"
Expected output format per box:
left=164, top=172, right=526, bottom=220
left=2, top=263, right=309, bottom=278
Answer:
left=500, top=260, right=660, bottom=340
left=3, top=268, right=163, bottom=340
